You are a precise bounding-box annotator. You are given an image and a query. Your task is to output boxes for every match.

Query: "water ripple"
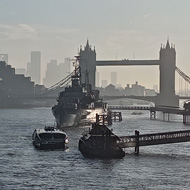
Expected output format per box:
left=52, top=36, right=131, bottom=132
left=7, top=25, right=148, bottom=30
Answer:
left=0, top=108, right=190, bottom=189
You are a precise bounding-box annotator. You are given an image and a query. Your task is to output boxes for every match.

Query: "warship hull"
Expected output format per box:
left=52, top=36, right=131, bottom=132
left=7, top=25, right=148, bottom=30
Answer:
left=52, top=106, right=105, bottom=128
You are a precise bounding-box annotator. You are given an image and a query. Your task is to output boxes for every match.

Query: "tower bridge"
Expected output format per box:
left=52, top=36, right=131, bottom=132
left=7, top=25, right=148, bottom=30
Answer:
left=79, top=40, right=179, bottom=107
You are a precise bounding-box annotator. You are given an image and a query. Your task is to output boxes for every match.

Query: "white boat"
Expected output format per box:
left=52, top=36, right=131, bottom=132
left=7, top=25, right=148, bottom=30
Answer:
left=32, top=126, right=69, bottom=150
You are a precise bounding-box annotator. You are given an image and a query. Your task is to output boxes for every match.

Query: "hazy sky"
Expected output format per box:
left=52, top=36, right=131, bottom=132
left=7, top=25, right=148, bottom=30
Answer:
left=0, top=0, right=190, bottom=89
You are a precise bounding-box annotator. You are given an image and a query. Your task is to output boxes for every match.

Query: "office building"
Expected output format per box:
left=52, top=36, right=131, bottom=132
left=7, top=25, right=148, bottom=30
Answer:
left=43, top=60, right=60, bottom=87
left=65, top=57, right=72, bottom=74
left=43, top=58, right=72, bottom=88
left=59, top=57, right=72, bottom=80
left=27, top=51, right=41, bottom=84
left=111, top=72, right=117, bottom=86
left=0, top=61, right=34, bottom=97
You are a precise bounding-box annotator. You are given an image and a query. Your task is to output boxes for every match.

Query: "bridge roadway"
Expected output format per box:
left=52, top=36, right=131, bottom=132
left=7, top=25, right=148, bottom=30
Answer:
left=118, top=130, right=190, bottom=153
left=96, top=60, right=160, bottom=66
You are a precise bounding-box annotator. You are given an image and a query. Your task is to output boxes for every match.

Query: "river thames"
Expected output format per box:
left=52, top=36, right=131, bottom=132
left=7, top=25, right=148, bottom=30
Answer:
left=0, top=108, right=190, bottom=190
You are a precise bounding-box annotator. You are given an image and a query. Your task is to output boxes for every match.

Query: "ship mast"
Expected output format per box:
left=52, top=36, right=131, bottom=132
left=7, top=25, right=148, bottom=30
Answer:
left=71, top=55, right=81, bottom=87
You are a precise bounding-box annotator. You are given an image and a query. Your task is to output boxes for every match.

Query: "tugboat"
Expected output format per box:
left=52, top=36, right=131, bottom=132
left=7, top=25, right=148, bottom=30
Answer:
left=78, top=123, right=125, bottom=159
left=32, top=126, right=69, bottom=150
left=52, top=57, right=107, bottom=128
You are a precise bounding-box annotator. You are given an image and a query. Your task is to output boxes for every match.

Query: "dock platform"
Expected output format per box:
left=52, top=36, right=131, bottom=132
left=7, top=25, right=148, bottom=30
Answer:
left=150, top=106, right=190, bottom=124
left=109, top=105, right=190, bottom=124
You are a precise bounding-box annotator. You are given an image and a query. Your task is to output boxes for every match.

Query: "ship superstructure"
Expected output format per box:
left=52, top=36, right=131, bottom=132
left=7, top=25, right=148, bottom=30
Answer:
left=52, top=57, right=107, bottom=128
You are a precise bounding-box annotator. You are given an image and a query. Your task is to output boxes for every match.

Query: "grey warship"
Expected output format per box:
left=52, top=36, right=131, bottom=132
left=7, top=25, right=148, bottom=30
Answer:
left=52, top=62, right=107, bottom=128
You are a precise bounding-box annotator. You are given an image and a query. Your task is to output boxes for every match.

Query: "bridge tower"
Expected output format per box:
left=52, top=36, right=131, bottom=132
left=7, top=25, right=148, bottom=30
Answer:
left=156, top=40, right=179, bottom=107
left=79, top=40, right=96, bottom=89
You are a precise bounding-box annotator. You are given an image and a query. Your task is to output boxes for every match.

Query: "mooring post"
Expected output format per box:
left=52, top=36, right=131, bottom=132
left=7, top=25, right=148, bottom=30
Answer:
left=119, top=112, right=122, bottom=121
left=96, top=114, right=99, bottom=124
left=150, top=110, right=156, bottom=119
left=114, top=112, right=116, bottom=121
left=107, top=112, right=112, bottom=126
left=135, top=130, right=139, bottom=155
left=163, top=112, right=165, bottom=121
left=183, top=114, right=186, bottom=124
left=103, top=115, right=105, bottom=125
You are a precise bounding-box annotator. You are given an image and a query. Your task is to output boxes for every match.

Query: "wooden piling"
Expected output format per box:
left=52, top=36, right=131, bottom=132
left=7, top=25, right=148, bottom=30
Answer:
left=96, top=114, right=99, bottom=124
left=112, top=111, right=122, bottom=122
left=135, top=130, right=139, bottom=155
left=96, top=112, right=122, bottom=126
left=107, top=112, right=112, bottom=125
left=150, top=110, right=156, bottom=119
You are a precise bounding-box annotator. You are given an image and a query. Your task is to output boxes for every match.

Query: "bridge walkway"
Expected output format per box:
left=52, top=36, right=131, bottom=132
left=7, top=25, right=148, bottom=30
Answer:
left=118, top=130, right=190, bottom=154
left=109, top=105, right=150, bottom=110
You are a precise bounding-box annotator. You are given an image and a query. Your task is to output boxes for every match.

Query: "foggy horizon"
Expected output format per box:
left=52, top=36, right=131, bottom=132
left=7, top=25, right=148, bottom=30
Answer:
left=1, top=0, right=190, bottom=89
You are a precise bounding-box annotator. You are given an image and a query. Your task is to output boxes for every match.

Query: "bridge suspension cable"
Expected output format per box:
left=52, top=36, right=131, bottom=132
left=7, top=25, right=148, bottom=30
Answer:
left=175, top=66, right=190, bottom=96
left=175, top=66, right=190, bottom=84
left=35, top=68, right=80, bottom=97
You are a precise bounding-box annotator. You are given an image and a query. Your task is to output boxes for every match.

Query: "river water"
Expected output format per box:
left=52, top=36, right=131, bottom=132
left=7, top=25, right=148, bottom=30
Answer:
left=0, top=108, right=190, bottom=190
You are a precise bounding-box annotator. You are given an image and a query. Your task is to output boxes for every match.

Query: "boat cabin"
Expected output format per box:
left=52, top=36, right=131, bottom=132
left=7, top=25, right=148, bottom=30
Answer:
left=32, top=126, right=68, bottom=150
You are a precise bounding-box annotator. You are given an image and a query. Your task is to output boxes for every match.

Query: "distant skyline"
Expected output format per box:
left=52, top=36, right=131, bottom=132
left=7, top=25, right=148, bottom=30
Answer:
left=0, top=0, right=190, bottom=89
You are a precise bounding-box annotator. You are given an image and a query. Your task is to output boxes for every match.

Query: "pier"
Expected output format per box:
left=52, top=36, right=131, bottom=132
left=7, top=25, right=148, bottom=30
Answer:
left=96, top=111, right=122, bottom=126
left=111, top=111, right=122, bottom=122
left=150, top=106, right=190, bottom=124
left=109, top=105, right=190, bottom=124
left=118, top=129, right=190, bottom=154
left=109, top=105, right=150, bottom=110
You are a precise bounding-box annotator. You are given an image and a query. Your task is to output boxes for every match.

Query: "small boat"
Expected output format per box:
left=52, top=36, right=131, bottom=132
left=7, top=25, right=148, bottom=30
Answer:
left=78, top=123, right=125, bottom=159
left=32, top=126, right=69, bottom=150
